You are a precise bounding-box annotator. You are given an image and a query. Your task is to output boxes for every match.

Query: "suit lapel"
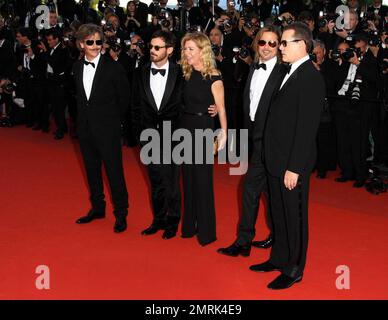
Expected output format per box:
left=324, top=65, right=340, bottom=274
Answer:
left=142, top=64, right=158, bottom=111
left=254, top=63, right=283, bottom=122
left=76, top=60, right=87, bottom=102
left=243, top=65, right=255, bottom=116
left=88, top=55, right=105, bottom=102
left=159, top=63, right=178, bottom=111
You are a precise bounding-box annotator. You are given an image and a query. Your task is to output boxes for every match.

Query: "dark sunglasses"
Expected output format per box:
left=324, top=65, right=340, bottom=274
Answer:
left=149, top=44, right=167, bottom=51
left=257, top=40, right=278, bottom=48
left=85, top=39, right=103, bottom=46
left=280, top=39, right=304, bottom=47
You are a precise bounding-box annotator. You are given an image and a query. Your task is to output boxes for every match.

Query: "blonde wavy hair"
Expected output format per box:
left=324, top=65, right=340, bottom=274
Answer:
left=180, top=32, right=220, bottom=81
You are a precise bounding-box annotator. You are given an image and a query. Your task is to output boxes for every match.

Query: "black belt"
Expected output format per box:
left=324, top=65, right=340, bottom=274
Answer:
left=183, top=111, right=208, bottom=116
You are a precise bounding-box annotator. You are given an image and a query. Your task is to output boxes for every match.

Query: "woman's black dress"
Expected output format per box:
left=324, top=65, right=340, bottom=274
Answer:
left=181, top=70, right=222, bottom=246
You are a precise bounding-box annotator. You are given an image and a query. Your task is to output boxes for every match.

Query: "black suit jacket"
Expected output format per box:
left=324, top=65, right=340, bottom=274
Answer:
left=243, top=61, right=286, bottom=142
left=73, top=55, right=130, bottom=142
left=132, top=61, right=183, bottom=143
left=44, top=44, right=69, bottom=83
left=264, top=60, right=325, bottom=177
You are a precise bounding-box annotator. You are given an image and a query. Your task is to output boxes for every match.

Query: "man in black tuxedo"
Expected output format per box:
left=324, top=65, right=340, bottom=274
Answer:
left=73, top=24, right=130, bottom=233
left=42, top=29, right=69, bottom=139
left=218, top=26, right=286, bottom=257
left=132, top=30, right=183, bottom=239
left=15, top=27, right=48, bottom=131
left=251, top=22, right=325, bottom=290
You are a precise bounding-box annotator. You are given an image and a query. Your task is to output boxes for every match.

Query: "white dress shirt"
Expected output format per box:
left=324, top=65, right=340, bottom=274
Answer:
left=150, top=60, right=169, bottom=110
left=249, top=56, right=277, bottom=121
left=83, top=53, right=101, bottom=100
left=280, top=55, right=310, bottom=89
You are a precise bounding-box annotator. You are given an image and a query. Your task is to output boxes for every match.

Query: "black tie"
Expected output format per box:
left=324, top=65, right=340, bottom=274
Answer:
left=254, top=62, right=266, bottom=70
left=84, top=61, right=95, bottom=68
left=284, top=63, right=292, bottom=74
left=151, top=68, right=166, bottom=76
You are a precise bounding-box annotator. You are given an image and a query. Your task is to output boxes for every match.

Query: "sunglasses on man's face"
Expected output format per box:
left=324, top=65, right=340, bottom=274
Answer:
left=279, top=39, right=304, bottom=47
left=149, top=44, right=167, bottom=51
left=257, top=40, right=278, bottom=48
left=85, top=39, right=103, bottom=46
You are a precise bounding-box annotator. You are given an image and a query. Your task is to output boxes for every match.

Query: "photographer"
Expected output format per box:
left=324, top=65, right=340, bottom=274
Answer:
left=354, top=33, right=381, bottom=165
left=216, top=13, right=242, bottom=49
left=103, top=13, right=129, bottom=43
left=0, top=21, right=17, bottom=126
left=311, top=40, right=337, bottom=179
left=41, top=28, right=69, bottom=139
left=123, top=33, right=147, bottom=146
left=334, top=10, right=362, bottom=47
left=63, top=27, right=80, bottom=134
left=15, top=27, right=48, bottom=131
left=331, top=33, right=379, bottom=187
left=124, top=1, right=142, bottom=35
left=98, top=0, right=125, bottom=25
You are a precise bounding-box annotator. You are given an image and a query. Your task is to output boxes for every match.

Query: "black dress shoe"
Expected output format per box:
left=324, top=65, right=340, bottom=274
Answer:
left=335, top=176, right=349, bottom=182
left=353, top=180, right=365, bottom=188
left=162, top=228, right=177, bottom=239
left=317, top=172, right=326, bottom=179
left=41, top=127, right=49, bottom=133
left=217, top=242, right=251, bottom=257
left=114, top=217, right=127, bottom=233
left=252, top=235, right=273, bottom=249
left=32, top=125, right=42, bottom=131
left=249, top=261, right=281, bottom=273
left=267, top=274, right=303, bottom=290
left=181, top=233, right=196, bottom=238
left=141, top=224, right=164, bottom=235
left=54, top=131, right=64, bottom=140
left=76, top=211, right=105, bottom=224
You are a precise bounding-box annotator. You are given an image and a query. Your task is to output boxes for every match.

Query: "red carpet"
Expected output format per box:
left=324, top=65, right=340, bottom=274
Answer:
left=0, top=126, right=387, bottom=300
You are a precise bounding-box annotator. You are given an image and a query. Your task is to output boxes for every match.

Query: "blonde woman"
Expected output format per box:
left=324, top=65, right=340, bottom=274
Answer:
left=180, top=32, right=227, bottom=246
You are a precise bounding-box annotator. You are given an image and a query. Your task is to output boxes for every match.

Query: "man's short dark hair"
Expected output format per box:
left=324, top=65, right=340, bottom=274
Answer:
left=283, top=22, right=313, bottom=53
left=17, top=27, right=33, bottom=40
left=298, top=10, right=314, bottom=22
left=76, top=23, right=105, bottom=42
left=45, top=28, right=60, bottom=40
left=151, top=30, right=176, bottom=48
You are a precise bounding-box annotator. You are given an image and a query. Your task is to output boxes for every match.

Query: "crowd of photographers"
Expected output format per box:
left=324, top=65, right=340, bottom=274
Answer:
left=0, top=0, right=387, bottom=189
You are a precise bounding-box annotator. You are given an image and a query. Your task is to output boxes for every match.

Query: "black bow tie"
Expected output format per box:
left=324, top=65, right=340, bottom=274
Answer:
left=284, top=63, right=292, bottom=74
left=84, top=60, right=95, bottom=68
left=151, top=68, right=166, bottom=76
left=254, top=62, right=266, bottom=70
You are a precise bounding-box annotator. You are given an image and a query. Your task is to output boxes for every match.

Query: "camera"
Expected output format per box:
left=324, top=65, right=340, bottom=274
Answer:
left=368, top=30, right=381, bottom=47
left=233, top=46, right=250, bottom=60
left=1, top=81, right=16, bottom=94
left=158, top=8, right=171, bottom=28
left=103, top=22, right=116, bottom=33
left=188, top=25, right=202, bottom=33
left=106, top=37, right=121, bottom=52
left=317, top=12, right=338, bottom=29
left=331, top=49, right=341, bottom=60
left=135, top=39, right=145, bottom=50
left=219, top=19, right=233, bottom=34
left=359, top=12, right=375, bottom=31
left=341, top=47, right=361, bottom=61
